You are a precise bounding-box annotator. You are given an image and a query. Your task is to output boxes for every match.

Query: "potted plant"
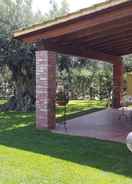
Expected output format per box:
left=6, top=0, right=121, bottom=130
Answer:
left=56, top=87, right=69, bottom=106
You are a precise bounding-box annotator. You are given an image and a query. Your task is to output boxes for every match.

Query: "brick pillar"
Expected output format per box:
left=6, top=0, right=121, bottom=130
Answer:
left=36, top=50, right=56, bottom=129
left=112, top=61, right=123, bottom=108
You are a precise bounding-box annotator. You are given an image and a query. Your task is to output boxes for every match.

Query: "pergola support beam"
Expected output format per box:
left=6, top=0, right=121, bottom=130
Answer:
left=36, top=50, right=56, bottom=129
left=112, top=61, right=123, bottom=108
left=41, top=41, right=122, bottom=64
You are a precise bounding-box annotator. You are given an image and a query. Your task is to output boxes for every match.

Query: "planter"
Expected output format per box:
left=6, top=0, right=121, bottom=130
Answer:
left=56, top=100, right=68, bottom=106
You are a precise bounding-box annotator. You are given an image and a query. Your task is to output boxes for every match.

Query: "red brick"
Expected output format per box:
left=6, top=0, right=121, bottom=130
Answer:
left=36, top=50, right=56, bottom=129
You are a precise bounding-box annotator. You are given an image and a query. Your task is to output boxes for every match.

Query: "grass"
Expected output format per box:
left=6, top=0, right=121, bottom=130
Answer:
left=56, top=100, right=106, bottom=121
left=0, top=98, right=8, bottom=105
left=0, top=100, right=132, bottom=183
left=0, top=99, right=106, bottom=122
left=0, top=111, right=132, bottom=183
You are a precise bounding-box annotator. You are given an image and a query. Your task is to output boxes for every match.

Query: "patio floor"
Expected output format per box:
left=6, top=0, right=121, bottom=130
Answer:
left=53, top=108, right=132, bottom=143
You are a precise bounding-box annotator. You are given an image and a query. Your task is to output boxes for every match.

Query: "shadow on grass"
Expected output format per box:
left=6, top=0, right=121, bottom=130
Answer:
left=0, top=111, right=34, bottom=131
left=0, top=111, right=132, bottom=178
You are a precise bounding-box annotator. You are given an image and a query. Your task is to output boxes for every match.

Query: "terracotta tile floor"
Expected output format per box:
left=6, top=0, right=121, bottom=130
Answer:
left=53, top=108, right=132, bottom=143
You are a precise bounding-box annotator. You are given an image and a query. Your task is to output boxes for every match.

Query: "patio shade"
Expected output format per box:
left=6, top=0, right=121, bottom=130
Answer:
left=14, top=0, right=131, bottom=129
left=14, top=0, right=132, bottom=63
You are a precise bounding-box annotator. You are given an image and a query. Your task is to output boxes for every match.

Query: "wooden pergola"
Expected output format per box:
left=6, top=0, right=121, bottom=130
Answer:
left=14, top=0, right=132, bottom=129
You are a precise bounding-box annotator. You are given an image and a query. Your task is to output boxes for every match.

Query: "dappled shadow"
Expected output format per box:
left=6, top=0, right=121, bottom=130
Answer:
left=0, top=111, right=34, bottom=131
left=0, top=112, right=132, bottom=178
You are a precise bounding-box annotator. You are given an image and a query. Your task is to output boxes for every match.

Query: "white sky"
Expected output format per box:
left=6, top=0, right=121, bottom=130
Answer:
left=32, top=0, right=106, bottom=14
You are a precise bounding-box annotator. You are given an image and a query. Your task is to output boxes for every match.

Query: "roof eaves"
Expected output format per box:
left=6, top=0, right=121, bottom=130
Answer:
left=14, top=0, right=130, bottom=38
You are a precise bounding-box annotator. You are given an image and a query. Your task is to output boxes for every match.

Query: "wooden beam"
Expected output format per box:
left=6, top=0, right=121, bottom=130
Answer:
left=39, top=41, right=122, bottom=64
left=112, top=61, right=123, bottom=108
left=19, top=3, right=132, bottom=43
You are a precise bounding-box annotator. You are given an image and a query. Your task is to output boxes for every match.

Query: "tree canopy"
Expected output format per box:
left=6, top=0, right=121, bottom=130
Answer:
left=0, top=0, right=70, bottom=111
left=0, top=0, right=132, bottom=111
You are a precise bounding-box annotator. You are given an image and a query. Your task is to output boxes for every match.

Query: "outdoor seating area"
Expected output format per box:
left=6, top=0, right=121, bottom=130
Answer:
left=2, top=0, right=132, bottom=183
left=14, top=0, right=132, bottom=130
left=54, top=108, right=132, bottom=143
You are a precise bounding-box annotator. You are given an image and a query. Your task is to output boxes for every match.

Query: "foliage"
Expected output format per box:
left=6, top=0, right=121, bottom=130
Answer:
left=56, top=99, right=106, bottom=121
left=0, top=37, right=36, bottom=111
left=46, top=0, right=69, bottom=19
left=58, top=55, right=113, bottom=100
left=0, top=0, right=69, bottom=111
left=0, top=0, right=40, bottom=36
left=0, top=0, right=41, bottom=111
left=0, top=99, right=106, bottom=120
left=0, top=111, right=132, bottom=183
left=123, top=55, right=132, bottom=72
left=1, top=0, right=132, bottom=112
left=56, top=87, right=68, bottom=101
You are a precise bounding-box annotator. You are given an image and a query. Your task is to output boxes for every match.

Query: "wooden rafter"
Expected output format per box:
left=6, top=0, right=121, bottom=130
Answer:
left=40, top=40, right=122, bottom=64
left=50, top=16, right=132, bottom=44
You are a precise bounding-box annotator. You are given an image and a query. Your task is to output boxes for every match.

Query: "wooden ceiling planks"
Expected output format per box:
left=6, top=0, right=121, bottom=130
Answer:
left=50, top=29, right=132, bottom=49
left=50, top=16, right=132, bottom=45
left=41, top=39, right=122, bottom=63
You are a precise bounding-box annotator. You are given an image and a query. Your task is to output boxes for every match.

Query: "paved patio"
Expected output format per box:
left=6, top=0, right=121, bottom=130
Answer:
left=53, top=108, right=132, bottom=143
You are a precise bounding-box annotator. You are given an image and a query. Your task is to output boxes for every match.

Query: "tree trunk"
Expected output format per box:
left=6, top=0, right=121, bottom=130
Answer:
left=0, top=62, right=35, bottom=112
left=14, top=75, right=35, bottom=111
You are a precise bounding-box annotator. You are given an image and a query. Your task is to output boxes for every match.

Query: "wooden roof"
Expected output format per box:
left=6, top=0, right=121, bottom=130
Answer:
left=14, top=0, right=132, bottom=63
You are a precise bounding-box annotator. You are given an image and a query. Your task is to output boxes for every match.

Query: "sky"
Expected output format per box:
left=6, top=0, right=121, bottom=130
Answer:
left=32, top=0, right=106, bottom=14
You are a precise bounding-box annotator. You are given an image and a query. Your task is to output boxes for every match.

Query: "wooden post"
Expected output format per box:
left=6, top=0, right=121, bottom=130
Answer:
left=112, top=61, right=123, bottom=108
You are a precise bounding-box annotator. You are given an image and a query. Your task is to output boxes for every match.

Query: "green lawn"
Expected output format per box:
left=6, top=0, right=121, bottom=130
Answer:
left=0, top=111, right=132, bottom=183
left=0, top=99, right=106, bottom=121
left=0, top=99, right=8, bottom=105
left=0, top=100, right=132, bottom=183
left=56, top=100, right=106, bottom=121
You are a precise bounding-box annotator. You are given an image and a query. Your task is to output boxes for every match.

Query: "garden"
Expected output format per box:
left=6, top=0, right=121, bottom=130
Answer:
left=0, top=109, right=132, bottom=184
left=1, top=0, right=132, bottom=184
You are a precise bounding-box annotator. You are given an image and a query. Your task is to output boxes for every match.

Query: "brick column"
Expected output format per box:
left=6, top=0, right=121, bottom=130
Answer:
left=112, top=61, right=123, bottom=108
left=36, top=50, right=56, bottom=129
